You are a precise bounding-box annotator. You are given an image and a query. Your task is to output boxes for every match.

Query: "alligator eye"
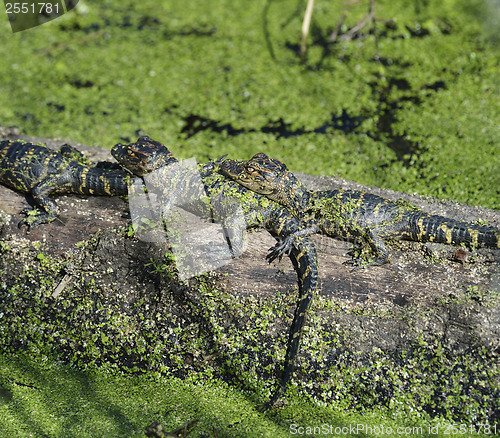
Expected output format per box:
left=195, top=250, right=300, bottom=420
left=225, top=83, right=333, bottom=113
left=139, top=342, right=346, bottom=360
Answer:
left=246, top=165, right=256, bottom=173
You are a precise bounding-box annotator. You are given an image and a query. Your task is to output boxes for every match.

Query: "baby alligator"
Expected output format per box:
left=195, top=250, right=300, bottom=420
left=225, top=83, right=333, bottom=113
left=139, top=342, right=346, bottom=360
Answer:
left=112, top=136, right=319, bottom=409
left=220, top=153, right=500, bottom=267
left=0, top=139, right=128, bottom=229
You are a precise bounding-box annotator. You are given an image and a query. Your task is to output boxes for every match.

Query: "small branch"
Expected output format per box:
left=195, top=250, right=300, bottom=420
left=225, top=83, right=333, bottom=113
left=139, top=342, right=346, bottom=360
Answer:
left=300, top=0, right=315, bottom=62
left=1, top=375, right=40, bottom=390
left=329, top=0, right=385, bottom=47
left=339, top=0, right=375, bottom=42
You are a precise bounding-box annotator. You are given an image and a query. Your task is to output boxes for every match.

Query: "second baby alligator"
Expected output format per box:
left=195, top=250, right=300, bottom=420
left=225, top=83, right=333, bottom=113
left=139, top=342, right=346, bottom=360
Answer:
left=111, top=136, right=320, bottom=409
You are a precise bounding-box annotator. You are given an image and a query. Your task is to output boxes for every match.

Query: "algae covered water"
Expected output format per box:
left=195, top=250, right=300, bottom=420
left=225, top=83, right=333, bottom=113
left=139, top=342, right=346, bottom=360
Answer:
left=0, top=0, right=498, bottom=208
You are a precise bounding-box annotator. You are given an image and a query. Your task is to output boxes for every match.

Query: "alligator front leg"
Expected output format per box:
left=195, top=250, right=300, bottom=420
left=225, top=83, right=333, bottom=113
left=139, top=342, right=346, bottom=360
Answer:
left=18, top=180, right=65, bottom=230
left=266, top=225, right=318, bottom=263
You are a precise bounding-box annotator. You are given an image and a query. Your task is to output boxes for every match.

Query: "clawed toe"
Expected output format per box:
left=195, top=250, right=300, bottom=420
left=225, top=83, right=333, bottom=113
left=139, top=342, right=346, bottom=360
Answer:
left=266, top=246, right=285, bottom=263
left=266, top=237, right=294, bottom=264
left=18, top=208, right=54, bottom=231
left=344, top=255, right=390, bottom=271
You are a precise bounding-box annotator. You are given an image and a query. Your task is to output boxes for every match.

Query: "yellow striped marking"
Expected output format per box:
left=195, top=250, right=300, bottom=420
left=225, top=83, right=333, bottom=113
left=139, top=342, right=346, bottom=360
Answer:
left=417, top=216, right=426, bottom=240
left=276, top=219, right=286, bottom=235
left=372, top=203, right=380, bottom=218
left=356, top=193, right=364, bottom=206
left=296, top=248, right=307, bottom=261
left=467, top=228, right=480, bottom=247
left=24, top=149, right=34, bottom=162
left=101, top=175, right=113, bottom=195
left=79, top=168, right=91, bottom=193
left=43, top=154, right=52, bottom=167
left=440, top=224, right=453, bottom=244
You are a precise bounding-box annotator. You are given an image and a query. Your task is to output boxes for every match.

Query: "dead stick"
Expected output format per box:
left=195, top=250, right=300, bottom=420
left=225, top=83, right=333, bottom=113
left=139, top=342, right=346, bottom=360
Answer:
left=300, top=0, right=315, bottom=61
left=51, top=274, right=72, bottom=299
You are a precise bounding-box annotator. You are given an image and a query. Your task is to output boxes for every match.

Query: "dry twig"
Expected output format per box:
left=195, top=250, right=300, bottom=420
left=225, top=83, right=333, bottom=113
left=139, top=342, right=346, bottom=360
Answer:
left=300, top=0, right=315, bottom=61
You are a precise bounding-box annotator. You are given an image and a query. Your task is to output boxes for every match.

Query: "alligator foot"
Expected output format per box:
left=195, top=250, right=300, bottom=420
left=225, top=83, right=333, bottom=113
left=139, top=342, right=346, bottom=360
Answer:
left=267, top=225, right=318, bottom=263
left=18, top=208, right=57, bottom=231
left=344, top=254, right=391, bottom=271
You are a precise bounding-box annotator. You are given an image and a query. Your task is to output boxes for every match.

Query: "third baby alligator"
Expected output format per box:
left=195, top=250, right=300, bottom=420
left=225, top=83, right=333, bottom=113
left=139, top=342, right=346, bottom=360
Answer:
left=220, top=152, right=500, bottom=267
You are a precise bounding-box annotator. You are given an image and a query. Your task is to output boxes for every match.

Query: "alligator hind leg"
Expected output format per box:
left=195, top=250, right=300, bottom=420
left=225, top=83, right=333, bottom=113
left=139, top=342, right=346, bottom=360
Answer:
left=18, top=174, right=71, bottom=230
left=19, top=204, right=59, bottom=230
left=344, top=228, right=390, bottom=270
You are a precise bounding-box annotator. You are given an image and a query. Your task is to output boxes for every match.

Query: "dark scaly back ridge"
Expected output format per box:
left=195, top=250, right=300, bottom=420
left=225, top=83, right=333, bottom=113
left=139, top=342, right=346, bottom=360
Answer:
left=222, top=152, right=500, bottom=250
left=0, top=140, right=65, bottom=192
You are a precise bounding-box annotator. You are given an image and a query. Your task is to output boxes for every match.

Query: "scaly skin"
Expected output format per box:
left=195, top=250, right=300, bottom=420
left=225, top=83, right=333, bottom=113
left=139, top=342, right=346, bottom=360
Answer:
left=220, top=153, right=500, bottom=267
left=112, top=136, right=319, bottom=409
left=0, top=139, right=129, bottom=229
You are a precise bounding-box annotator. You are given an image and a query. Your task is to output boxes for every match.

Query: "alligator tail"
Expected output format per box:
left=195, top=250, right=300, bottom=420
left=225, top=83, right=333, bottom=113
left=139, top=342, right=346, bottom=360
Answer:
left=405, top=212, right=500, bottom=249
left=263, top=236, right=319, bottom=410
left=75, top=167, right=129, bottom=196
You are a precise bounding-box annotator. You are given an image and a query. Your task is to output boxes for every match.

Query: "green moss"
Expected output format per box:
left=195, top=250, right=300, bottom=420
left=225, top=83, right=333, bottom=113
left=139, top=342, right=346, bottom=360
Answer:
left=0, top=347, right=497, bottom=437
left=0, top=353, right=288, bottom=437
